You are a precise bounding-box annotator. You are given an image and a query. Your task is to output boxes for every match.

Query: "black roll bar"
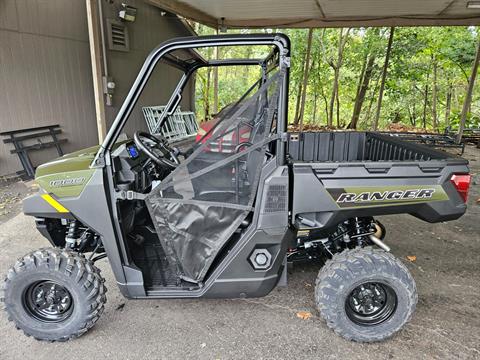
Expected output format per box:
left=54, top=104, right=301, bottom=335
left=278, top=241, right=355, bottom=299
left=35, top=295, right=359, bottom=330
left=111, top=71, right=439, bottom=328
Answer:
left=93, top=34, right=290, bottom=166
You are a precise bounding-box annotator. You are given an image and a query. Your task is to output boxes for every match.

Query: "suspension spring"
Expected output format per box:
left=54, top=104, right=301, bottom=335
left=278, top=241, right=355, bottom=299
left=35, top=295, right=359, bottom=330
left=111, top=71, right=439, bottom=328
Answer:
left=353, top=217, right=369, bottom=247
left=65, top=220, right=82, bottom=249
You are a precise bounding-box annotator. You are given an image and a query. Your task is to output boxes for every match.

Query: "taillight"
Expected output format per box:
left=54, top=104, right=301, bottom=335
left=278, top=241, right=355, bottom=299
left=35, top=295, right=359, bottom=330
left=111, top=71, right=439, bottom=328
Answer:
left=450, top=174, right=472, bottom=203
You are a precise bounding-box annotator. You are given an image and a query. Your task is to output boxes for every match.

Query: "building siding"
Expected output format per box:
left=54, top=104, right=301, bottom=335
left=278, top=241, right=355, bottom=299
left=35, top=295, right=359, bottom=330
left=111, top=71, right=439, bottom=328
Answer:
left=101, top=0, right=195, bottom=134
left=0, top=0, right=97, bottom=176
left=0, top=0, right=194, bottom=176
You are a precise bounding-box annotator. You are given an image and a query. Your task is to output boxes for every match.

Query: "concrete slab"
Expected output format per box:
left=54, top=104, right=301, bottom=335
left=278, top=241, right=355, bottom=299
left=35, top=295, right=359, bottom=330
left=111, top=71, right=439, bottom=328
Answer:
left=0, top=146, right=478, bottom=359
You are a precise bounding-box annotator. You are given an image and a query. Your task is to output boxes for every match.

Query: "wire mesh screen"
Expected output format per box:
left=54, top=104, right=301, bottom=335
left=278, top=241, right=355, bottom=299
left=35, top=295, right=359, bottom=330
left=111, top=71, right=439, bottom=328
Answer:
left=145, top=72, right=284, bottom=283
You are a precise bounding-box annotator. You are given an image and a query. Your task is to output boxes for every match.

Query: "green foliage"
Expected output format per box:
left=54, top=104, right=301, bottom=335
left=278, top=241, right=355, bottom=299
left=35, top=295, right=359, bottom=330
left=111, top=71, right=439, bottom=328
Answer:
left=448, top=111, right=480, bottom=130
left=193, top=25, right=480, bottom=131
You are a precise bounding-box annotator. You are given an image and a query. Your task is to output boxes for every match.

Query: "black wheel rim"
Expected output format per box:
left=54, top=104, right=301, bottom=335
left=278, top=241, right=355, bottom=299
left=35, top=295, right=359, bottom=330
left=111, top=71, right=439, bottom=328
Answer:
left=345, top=281, right=397, bottom=326
left=23, top=281, right=74, bottom=322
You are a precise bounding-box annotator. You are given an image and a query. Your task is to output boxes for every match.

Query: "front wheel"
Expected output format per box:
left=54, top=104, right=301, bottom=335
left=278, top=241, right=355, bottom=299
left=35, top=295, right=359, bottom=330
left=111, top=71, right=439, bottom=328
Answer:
left=1, top=248, right=107, bottom=341
left=315, top=247, right=417, bottom=342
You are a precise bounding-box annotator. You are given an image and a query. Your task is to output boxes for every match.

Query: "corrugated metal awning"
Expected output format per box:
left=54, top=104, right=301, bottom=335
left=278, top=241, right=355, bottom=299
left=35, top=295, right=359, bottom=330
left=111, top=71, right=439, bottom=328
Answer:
left=148, top=0, right=480, bottom=28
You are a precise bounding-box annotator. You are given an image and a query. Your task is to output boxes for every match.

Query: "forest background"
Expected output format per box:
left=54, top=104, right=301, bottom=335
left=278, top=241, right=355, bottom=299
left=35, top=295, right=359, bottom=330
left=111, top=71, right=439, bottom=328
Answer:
left=192, top=24, right=480, bottom=139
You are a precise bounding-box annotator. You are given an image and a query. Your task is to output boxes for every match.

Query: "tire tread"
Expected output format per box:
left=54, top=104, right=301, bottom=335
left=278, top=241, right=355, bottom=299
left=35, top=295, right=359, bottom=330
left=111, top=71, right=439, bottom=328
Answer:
left=315, top=247, right=417, bottom=342
left=0, top=247, right=107, bottom=342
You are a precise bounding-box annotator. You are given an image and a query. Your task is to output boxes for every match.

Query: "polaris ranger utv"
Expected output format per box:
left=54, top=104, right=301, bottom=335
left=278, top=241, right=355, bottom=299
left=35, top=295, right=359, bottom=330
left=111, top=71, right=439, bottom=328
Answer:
left=1, top=34, right=471, bottom=343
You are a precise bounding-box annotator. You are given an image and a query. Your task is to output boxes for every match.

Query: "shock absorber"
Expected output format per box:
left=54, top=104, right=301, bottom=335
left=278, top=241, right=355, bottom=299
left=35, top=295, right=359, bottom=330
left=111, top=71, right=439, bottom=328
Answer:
left=353, top=217, right=365, bottom=246
left=65, top=220, right=82, bottom=249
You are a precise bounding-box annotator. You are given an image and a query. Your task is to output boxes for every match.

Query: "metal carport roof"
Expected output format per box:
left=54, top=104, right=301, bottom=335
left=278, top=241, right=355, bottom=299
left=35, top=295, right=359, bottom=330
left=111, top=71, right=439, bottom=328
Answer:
left=148, top=0, right=480, bottom=28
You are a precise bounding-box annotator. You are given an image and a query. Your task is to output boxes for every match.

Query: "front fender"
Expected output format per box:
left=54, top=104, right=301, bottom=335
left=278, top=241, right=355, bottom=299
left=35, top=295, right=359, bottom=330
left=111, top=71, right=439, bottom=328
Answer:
left=23, top=192, right=75, bottom=220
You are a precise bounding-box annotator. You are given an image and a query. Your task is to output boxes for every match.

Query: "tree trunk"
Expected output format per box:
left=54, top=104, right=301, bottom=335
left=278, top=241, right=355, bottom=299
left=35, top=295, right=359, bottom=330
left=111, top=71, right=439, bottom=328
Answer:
left=243, top=46, right=252, bottom=78
left=422, top=83, right=429, bottom=129
left=349, top=54, right=376, bottom=129
left=407, top=107, right=414, bottom=126
left=328, top=67, right=339, bottom=127
left=299, top=29, right=314, bottom=130
left=212, top=70, right=218, bottom=114
left=349, top=54, right=367, bottom=127
left=205, top=67, right=211, bottom=120
left=457, top=36, right=480, bottom=143
left=328, top=28, right=350, bottom=127
left=355, top=53, right=368, bottom=101
left=453, top=87, right=459, bottom=109
left=445, top=83, right=452, bottom=128
left=373, top=27, right=395, bottom=131
left=432, top=60, right=438, bottom=132
left=312, top=94, right=318, bottom=123
left=293, top=82, right=303, bottom=125
left=212, top=30, right=219, bottom=114
left=365, top=75, right=381, bottom=126
left=336, top=89, right=340, bottom=127
left=293, top=43, right=308, bottom=125
left=412, top=83, right=417, bottom=126
left=320, top=88, right=329, bottom=124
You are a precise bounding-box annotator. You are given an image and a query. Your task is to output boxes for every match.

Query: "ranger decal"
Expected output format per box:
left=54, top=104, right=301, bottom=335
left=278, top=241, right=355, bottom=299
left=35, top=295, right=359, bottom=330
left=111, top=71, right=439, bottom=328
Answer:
left=326, top=185, right=448, bottom=208
left=337, top=189, right=435, bottom=203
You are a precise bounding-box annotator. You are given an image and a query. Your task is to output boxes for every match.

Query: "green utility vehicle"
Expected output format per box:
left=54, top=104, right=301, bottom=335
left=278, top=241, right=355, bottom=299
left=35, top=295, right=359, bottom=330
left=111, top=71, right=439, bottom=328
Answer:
left=1, top=34, right=471, bottom=343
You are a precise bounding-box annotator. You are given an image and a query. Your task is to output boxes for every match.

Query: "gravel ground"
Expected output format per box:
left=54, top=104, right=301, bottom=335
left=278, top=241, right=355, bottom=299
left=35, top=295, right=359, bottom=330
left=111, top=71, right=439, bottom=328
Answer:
left=0, top=146, right=478, bottom=360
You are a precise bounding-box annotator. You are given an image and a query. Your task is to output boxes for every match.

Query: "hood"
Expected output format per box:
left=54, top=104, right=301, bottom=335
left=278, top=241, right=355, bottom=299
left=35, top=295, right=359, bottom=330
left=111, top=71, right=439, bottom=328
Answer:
left=35, top=144, right=101, bottom=177
left=34, top=145, right=101, bottom=198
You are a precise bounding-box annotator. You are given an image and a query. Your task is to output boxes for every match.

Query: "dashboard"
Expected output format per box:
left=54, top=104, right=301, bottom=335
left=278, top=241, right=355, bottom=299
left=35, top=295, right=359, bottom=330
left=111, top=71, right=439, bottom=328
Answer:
left=126, top=143, right=140, bottom=159
left=111, top=141, right=151, bottom=193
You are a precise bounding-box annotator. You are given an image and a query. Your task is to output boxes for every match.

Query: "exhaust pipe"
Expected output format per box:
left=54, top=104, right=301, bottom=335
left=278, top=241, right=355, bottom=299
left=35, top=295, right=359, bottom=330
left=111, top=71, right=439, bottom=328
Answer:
left=369, top=234, right=391, bottom=252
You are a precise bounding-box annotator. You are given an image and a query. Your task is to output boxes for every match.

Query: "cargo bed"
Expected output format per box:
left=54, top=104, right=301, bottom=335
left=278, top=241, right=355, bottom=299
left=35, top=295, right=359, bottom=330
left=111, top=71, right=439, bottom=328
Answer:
left=287, top=131, right=458, bottom=162
left=287, top=132, right=469, bottom=230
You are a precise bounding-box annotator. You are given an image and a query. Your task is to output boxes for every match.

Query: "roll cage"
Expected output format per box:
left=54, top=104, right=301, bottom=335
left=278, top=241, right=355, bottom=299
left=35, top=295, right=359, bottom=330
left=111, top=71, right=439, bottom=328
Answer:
left=92, top=34, right=291, bottom=168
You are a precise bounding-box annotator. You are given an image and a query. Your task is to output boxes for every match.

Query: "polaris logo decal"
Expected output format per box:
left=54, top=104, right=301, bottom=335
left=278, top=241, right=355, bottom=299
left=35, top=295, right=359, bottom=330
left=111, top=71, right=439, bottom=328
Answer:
left=337, top=189, right=435, bottom=203
left=326, top=186, right=448, bottom=208
left=49, top=177, right=86, bottom=188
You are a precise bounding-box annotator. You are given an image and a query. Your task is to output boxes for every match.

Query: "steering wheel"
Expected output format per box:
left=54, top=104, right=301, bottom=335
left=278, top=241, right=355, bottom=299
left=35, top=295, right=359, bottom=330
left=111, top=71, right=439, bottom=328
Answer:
left=133, top=131, right=180, bottom=168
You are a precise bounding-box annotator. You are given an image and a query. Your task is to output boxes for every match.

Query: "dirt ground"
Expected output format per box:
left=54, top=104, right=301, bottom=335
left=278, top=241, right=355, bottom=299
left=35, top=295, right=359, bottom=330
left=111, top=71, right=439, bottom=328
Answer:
left=0, top=145, right=478, bottom=360
left=0, top=178, right=36, bottom=226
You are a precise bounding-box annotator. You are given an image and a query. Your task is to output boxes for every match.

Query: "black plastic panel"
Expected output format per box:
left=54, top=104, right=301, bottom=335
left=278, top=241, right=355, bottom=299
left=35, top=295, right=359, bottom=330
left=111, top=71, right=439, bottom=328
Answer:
left=287, top=132, right=457, bottom=163
left=288, top=132, right=366, bottom=162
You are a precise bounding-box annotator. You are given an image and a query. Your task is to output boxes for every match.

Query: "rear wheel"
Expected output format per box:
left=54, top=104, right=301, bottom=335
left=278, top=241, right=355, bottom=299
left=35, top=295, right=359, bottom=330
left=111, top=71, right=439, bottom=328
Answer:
left=315, top=247, right=417, bottom=342
left=1, top=248, right=107, bottom=341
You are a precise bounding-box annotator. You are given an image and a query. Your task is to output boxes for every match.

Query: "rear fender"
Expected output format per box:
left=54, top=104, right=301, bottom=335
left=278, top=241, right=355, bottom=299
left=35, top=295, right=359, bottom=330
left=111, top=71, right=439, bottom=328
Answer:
left=292, top=162, right=469, bottom=229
